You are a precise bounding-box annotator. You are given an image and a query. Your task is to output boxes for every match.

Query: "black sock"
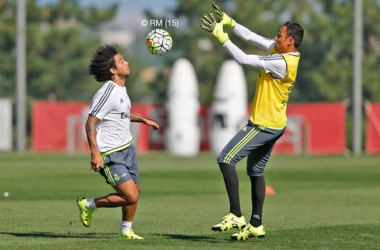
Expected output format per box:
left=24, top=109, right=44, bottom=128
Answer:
left=218, top=163, right=242, bottom=217
left=249, top=176, right=265, bottom=227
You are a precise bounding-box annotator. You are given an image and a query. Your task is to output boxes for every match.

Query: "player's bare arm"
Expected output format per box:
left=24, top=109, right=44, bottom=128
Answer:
left=130, top=113, right=159, bottom=131
left=85, top=115, right=103, bottom=172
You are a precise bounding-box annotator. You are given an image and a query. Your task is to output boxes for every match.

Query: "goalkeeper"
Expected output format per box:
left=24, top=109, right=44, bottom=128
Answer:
left=201, top=3, right=304, bottom=241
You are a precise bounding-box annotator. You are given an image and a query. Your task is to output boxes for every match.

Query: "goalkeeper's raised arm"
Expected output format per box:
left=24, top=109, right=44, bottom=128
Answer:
left=201, top=3, right=303, bottom=78
left=232, top=24, right=275, bottom=52
left=223, top=40, right=287, bottom=79
left=212, top=2, right=274, bottom=52
left=200, top=11, right=283, bottom=76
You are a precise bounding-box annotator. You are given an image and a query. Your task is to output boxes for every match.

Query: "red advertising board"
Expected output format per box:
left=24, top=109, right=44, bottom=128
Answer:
left=274, top=103, right=346, bottom=155
left=32, top=101, right=347, bottom=155
left=32, top=101, right=89, bottom=151
left=365, top=102, right=380, bottom=154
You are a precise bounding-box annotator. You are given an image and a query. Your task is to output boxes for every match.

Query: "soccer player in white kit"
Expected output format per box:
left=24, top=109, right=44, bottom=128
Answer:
left=76, top=45, right=159, bottom=240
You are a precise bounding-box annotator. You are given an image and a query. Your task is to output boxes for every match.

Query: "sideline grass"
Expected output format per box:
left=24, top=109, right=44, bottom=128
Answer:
left=0, top=152, right=380, bottom=249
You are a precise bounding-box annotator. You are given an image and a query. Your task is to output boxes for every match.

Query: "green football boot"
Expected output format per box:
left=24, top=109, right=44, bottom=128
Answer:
left=211, top=213, right=246, bottom=231
left=76, top=197, right=95, bottom=227
left=118, top=229, right=144, bottom=240
left=231, top=223, right=265, bottom=241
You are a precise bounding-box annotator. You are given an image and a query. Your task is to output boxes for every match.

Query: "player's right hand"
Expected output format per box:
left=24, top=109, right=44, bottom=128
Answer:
left=90, top=151, right=104, bottom=172
left=212, top=2, right=236, bottom=29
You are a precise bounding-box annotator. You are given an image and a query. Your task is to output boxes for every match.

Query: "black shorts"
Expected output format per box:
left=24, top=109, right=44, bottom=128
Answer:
left=217, top=120, right=285, bottom=176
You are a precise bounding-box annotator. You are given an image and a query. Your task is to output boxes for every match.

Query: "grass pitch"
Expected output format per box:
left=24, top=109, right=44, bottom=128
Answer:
left=0, top=152, right=380, bottom=249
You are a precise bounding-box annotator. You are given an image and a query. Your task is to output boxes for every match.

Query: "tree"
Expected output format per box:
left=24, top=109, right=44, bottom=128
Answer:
left=0, top=0, right=118, bottom=101
left=146, top=0, right=380, bottom=104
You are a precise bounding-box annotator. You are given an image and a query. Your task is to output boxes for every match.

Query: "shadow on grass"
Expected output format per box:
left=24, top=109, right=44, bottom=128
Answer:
left=2, top=232, right=231, bottom=243
left=156, top=234, right=231, bottom=243
left=0, top=232, right=115, bottom=239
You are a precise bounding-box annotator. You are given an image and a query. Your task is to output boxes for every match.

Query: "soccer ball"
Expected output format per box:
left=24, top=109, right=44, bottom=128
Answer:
left=146, top=29, right=173, bottom=56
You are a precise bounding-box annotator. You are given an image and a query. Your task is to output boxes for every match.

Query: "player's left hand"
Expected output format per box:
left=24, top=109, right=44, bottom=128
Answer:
left=200, top=12, right=229, bottom=45
left=145, top=119, right=159, bottom=131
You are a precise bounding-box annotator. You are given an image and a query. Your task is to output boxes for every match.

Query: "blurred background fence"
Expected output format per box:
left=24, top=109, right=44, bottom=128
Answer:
left=1, top=0, right=380, bottom=155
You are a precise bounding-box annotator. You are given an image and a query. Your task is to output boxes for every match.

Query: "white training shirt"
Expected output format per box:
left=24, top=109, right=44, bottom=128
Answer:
left=223, top=23, right=288, bottom=79
left=89, top=80, right=132, bottom=153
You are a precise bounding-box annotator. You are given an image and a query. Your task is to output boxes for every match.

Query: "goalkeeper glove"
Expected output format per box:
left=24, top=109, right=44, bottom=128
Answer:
left=200, top=12, right=229, bottom=45
left=212, top=2, right=236, bottom=29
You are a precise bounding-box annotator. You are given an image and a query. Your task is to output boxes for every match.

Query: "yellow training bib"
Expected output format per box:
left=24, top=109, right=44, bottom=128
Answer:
left=249, top=50, right=300, bottom=129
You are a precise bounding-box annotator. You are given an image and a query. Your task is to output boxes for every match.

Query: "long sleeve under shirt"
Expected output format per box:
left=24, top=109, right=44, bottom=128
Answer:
left=223, top=24, right=287, bottom=78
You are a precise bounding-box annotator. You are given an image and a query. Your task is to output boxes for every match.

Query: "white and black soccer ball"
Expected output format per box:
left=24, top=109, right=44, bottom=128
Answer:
left=146, top=29, right=173, bottom=56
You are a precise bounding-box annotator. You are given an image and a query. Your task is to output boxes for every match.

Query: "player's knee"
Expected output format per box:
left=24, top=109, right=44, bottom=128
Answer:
left=248, top=168, right=265, bottom=177
left=128, top=193, right=139, bottom=204
left=216, top=154, right=225, bottom=164
left=250, top=172, right=264, bottom=177
left=129, top=192, right=139, bottom=204
left=120, top=192, right=139, bottom=205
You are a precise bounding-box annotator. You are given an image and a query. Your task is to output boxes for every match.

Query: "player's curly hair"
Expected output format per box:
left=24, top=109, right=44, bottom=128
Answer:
left=89, top=44, right=118, bottom=82
left=284, top=21, right=304, bottom=48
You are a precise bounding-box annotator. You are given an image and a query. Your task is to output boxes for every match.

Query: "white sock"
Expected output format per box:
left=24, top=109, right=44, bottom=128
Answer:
left=120, top=221, right=133, bottom=232
left=86, top=198, right=97, bottom=209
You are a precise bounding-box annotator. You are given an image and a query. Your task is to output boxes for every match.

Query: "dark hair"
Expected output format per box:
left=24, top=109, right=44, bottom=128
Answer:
left=89, top=44, right=118, bottom=82
left=284, top=21, right=304, bottom=48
